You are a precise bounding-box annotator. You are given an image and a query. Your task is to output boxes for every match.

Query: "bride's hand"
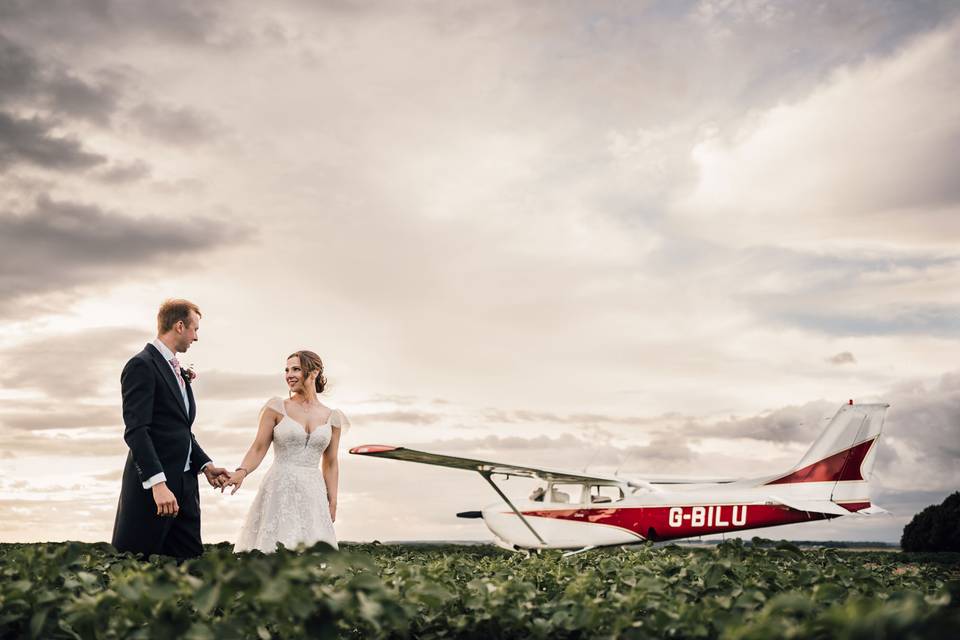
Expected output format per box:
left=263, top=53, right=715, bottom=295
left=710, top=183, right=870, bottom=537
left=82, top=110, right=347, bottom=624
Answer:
left=221, top=469, right=247, bottom=495
left=329, top=497, right=337, bottom=522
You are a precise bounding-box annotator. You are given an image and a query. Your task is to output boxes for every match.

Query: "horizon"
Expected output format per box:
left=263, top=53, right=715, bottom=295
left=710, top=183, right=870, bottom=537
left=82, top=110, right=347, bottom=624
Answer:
left=2, top=1, right=959, bottom=547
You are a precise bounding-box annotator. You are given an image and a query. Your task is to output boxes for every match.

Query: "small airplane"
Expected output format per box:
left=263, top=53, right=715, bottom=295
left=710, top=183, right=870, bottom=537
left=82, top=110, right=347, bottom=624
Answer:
left=350, top=401, right=889, bottom=554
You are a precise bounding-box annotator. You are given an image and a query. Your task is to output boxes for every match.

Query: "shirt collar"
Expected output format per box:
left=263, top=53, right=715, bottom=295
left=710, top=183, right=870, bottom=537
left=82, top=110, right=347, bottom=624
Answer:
left=152, top=338, right=177, bottom=362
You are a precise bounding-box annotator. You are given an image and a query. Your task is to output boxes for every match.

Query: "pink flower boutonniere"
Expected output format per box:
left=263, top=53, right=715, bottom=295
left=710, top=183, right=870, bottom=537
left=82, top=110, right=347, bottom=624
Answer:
left=181, top=365, right=198, bottom=383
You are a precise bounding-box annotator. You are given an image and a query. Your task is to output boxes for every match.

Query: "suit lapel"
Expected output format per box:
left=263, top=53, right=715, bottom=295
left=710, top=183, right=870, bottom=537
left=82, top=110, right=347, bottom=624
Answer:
left=145, top=344, right=190, bottom=421
left=186, top=379, right=196, bottom=424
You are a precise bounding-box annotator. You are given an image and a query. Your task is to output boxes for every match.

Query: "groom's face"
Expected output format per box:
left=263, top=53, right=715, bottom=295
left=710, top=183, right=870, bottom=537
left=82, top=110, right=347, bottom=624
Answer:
left=175, top=311, right=201, bottom=352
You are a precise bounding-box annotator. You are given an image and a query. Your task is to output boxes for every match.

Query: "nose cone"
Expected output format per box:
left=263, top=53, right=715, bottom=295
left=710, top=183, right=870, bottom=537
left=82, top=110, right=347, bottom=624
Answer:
left=456, top=510, right=483, bottom=519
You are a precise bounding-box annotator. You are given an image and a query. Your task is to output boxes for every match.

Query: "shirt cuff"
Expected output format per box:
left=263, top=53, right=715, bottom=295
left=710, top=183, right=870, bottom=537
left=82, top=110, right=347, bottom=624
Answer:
left=200, top=461, right=213, bottom=472
left=142, top=472, right=167, bottom=489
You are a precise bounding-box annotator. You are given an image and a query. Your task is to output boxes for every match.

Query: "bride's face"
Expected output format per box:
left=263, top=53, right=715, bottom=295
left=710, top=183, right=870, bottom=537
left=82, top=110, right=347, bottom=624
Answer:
left=285, top=357, right=304, bottom=392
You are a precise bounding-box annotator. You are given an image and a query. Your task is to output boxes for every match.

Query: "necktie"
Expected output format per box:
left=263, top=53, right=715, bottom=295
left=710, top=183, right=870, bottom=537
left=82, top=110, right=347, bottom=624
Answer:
left=169, top=357, right=185, bottom=388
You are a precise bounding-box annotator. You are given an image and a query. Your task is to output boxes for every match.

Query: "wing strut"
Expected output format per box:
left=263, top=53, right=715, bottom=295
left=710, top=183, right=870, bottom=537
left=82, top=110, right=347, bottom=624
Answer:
left=479, top=471, right=546, bottom=546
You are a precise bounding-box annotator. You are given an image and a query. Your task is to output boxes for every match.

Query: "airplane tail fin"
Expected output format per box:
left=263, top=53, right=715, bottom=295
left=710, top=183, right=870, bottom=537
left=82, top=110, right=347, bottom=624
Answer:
left=764, top=402, right=889, bottom=512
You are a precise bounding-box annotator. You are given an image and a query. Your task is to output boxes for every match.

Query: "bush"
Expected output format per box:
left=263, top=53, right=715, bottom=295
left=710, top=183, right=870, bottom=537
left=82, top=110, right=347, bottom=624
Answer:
left=901, top=492, right=960, bottom=552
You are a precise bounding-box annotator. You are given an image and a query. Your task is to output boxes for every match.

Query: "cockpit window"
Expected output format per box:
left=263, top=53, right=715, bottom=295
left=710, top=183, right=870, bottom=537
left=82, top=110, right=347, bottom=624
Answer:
left=590, top=485, right=624, bottom=503
left=549, top=483, right=584, bottom=504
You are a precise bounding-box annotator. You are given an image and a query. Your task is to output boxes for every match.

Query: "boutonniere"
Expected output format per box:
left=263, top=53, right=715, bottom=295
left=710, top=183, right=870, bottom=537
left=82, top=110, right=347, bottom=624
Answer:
left=181, top=365, right=198, bottom=383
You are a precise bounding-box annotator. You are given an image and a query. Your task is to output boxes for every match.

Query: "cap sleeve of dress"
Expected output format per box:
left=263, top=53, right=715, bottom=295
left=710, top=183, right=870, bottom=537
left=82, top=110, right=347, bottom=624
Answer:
left=263, top=396, right=284, bottom=415
left=330, top=408, right=351, bottom=435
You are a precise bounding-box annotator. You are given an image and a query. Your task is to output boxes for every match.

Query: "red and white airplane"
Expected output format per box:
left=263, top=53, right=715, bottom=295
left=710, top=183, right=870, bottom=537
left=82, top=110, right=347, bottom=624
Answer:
left=350, top=401, right=889, bottom=553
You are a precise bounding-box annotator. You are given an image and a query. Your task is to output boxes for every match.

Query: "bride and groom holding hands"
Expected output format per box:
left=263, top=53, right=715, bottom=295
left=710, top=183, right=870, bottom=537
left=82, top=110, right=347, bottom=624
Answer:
left=111, top=299, right=349, bottom=558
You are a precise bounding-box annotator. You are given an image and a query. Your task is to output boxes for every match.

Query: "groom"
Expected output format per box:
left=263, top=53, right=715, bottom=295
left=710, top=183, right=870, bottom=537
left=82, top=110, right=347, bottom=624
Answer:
left=111, top=299, right=229, bottom=558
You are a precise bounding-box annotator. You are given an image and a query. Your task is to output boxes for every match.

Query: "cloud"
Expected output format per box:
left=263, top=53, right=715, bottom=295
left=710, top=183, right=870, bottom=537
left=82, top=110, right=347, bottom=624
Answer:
left=393, top=432, right=696, bottom=474
left=679, top=19, right=960, bottom=246
left=44, top=71, right=120, bottom=125
left=0, top=31, right=39, bottom=98
left=704, top=401, right=837, bottom=443
left=0, top=429, right=123, bottom=459
left=90, top=470, right=123, bottom=482
left=0, top=111, right=106, bottom=170
left=129, top=102, right=224, bottom=144
left=0, top=1, right=228, bottom=47
left=827, top=352, right=857, bottom=365
left=0, top=405, right=120, bottom=431
left=876, top=371, right=960, bottom=490
left=0, top=327, right=145, bottom=397
left=727, top=244, right=960, bottom=337
left=354, top=410, right=442, bottom=425
left=191, top=370, right=281, bottom=400
left=0, top=33, right=122, bottom=124
left=96, top=158, right=152, bottom=183
left=0, top=194, right=249, bottom=305
left=775, top=307, right=960, bottom=338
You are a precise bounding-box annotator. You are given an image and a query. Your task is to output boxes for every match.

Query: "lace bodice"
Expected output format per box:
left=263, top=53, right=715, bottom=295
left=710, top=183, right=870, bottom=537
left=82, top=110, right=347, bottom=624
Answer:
left=265, top=396, right=350, bottom=468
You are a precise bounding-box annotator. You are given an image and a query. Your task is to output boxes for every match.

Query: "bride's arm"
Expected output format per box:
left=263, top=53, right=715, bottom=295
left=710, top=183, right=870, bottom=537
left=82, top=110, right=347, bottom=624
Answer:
left=322, top=427, right=341, bottom=521
left=225, top=406, right=279, bottom=493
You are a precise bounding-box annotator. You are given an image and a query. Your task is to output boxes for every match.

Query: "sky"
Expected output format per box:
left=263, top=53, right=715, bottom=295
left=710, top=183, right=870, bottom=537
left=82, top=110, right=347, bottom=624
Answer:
left=1, top=0, right=958, bottom=546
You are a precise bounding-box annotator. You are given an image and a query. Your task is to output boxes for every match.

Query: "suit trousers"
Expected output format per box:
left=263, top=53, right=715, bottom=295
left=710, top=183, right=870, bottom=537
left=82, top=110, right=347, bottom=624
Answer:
left=160, top=470, right=203, bottom=558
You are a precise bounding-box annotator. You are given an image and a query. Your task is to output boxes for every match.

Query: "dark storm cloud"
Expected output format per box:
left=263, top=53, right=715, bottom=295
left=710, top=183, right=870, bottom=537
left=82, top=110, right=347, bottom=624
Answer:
left=0, top=194, right=249, bottom=304
left=706, top=401, right=838, bottom=444
left=0, top=111, right=106, bottom=170
left=687, top=372, right=960, bottom=493
left=0, top=327, right=145, bottom=397
left=44, top=70, right=120, bottom=125
left=0, top=33, right=122, bottom=124
left=97, top=158, right=151, bottom=183
left=0, top=31, right=38, bottom=97
left=880, top=372, right=960, bottom=481
left=129, top=103, right=224, bottom=145
left=0, top=0, right=225, bottom=47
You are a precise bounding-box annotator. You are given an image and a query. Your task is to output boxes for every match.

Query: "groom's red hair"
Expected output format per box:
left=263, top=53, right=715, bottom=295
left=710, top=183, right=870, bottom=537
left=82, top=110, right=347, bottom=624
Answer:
left=157, top=299, right=202, bottom=333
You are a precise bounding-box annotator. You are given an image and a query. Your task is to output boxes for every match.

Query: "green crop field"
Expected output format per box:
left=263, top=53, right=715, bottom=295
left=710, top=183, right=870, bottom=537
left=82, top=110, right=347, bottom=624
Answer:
left=1, top=540, right=957, bottom=639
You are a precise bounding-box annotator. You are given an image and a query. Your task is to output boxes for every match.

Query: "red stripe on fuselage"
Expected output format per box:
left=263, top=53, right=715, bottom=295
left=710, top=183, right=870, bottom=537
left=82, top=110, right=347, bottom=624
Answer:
left=519, top=502, right=870, bottom=542
left=766, top=438, right=876, bottom=485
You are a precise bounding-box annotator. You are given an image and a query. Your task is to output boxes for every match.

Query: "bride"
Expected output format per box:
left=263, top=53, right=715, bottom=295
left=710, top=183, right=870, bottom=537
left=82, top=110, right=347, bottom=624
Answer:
left=226, top=350, right=349, bottom=552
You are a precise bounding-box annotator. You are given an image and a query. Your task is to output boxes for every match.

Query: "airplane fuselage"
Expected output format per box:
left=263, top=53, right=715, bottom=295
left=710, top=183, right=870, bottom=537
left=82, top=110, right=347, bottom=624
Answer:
left=481, top=483, right=871, bottom=549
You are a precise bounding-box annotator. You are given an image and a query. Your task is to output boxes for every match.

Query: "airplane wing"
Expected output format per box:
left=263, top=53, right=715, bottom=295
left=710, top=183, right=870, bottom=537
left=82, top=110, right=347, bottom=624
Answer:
left=349, top=444, right=624, bottom=485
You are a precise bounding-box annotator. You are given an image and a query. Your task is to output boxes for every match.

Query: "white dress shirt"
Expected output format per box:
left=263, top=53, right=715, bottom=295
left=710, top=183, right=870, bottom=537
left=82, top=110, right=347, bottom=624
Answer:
left=141, top=339, right=212, bottom=489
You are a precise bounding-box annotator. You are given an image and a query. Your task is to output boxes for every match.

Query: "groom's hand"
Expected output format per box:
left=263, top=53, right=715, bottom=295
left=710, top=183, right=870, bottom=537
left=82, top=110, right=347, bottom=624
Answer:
left=152, top=482, right=179, bottom=517
left=202, top=465, right=229, bottom=488
left=221, top=469, right=247, bottom=495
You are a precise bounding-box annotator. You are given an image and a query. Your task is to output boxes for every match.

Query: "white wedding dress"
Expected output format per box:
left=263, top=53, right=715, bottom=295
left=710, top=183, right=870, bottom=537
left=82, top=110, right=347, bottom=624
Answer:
left=234, top=397, right=349, bottom=553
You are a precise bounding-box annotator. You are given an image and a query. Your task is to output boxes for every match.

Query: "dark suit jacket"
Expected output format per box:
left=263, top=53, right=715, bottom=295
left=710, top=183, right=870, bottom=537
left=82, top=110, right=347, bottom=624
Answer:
left=111, top=343, right=211, bottom=555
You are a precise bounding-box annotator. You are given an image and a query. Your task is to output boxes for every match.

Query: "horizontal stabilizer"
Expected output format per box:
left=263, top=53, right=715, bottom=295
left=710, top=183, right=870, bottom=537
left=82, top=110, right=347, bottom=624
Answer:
left=855, top=504, right=890, bottom=516
left=769, top=495, right=852, bottom=516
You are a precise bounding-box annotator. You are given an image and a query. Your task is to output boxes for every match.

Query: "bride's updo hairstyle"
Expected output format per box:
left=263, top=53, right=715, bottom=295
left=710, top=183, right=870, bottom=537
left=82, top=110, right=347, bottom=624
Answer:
left=290, top=350, right=326, bottom=393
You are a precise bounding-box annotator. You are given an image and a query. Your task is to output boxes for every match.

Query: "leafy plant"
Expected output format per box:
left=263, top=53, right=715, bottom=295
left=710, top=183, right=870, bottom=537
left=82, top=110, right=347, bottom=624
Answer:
left=0, top=540, right=957, bottom=639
